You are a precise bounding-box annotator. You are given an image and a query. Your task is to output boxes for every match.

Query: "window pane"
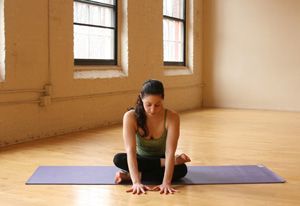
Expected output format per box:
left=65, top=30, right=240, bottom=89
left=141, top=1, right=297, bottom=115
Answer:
left=74, top=25, right=114, bottom=59
left=74, top=1, right=115, bottom=27
left=163, top=19, right=184, bottom=62
left=163, top=0, right=184, bottom=19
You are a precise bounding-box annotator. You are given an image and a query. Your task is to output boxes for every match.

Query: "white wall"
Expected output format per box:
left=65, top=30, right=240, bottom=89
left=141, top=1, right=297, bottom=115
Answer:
left=203, top=0, right=300, bottom=111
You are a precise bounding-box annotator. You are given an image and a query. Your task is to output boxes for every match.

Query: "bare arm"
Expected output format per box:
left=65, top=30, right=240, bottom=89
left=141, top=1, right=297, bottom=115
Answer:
left=163, top=112, right=180, bottom=185
left=122, top=111, right=140, bottom=184
left=153, top=111, right=180, bottom=194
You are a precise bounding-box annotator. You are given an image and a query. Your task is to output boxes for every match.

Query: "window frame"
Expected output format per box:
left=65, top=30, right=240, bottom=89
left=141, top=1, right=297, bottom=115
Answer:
left=163, top=0, right=186, bottom=66
left=73, top=0, right=118, bottom=66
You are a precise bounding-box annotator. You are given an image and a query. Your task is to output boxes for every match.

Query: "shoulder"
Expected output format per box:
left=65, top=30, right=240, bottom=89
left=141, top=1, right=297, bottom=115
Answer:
left=123, top=109, right=136, bottom=120
left=165, top=108, right=180, bottom=127
left=166, top=108, right=179, bottom=119
left=123, top=110, right=137, bottom=128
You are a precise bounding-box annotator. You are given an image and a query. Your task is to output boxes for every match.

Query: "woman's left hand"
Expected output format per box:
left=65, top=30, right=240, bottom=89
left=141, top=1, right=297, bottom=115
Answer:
left=152, top=183, right=177, bottom=194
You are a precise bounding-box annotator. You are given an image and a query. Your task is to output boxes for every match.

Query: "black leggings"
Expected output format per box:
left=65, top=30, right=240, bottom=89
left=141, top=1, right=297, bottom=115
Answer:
left=113, top=153, right=187, bottom=182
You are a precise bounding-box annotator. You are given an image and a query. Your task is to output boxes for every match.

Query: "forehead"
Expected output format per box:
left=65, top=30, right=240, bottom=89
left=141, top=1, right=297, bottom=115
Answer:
left=142, top=95, right=163, bottom=104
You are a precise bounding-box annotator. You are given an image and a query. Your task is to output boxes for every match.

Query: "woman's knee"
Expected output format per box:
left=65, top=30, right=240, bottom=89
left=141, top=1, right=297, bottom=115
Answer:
left=174, top=164, right=188, bottom=179
left=179, top=164, right=188, bottom=177
left=113, top=153, right=127, bottom=168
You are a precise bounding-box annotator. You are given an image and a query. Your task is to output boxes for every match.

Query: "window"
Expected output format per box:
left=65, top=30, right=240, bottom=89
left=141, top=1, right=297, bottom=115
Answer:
left=73, top=0, right=117, bottom=65
left=0, top=0, right=5, bottom=81
left=163, top=0, right=186, bottom=66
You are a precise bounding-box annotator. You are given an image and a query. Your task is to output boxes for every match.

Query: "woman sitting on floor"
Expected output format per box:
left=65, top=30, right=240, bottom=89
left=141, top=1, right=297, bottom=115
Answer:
left=113, top=79, right=191, bottom=195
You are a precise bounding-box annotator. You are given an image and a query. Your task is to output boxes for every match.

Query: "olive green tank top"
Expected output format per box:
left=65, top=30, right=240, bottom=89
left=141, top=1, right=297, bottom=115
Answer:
left=136, top=109, right=168, bottom=157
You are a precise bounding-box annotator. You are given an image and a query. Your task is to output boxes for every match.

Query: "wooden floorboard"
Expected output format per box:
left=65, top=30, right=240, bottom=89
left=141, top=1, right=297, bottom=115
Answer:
left=0, top=108, right=300, bottom=206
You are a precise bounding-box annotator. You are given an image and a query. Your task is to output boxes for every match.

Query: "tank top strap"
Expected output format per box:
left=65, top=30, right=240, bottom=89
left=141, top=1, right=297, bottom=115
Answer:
left=164, top=109, right=167, bottom=129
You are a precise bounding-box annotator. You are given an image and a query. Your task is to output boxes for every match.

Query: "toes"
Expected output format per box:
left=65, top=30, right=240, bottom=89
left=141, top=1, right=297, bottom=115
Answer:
left=115, top=171, right=125, bottom=184
left=181, top=154, right=188, bottom=160
left=116, top=178, right=121, bottom=184
left=175, top=153, right=191, bottom=164
left=115, top=175, right=121, bottom=184
left=180, top=153, right=191, bottom=162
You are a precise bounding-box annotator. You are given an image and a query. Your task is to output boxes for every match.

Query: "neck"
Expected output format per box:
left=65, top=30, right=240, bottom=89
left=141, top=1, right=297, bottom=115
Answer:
left=146, top=108, right=164, bottom=120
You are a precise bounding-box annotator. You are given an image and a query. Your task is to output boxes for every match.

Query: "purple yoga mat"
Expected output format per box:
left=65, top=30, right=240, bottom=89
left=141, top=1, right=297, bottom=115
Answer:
left=26, top=165, right=285, bottom=185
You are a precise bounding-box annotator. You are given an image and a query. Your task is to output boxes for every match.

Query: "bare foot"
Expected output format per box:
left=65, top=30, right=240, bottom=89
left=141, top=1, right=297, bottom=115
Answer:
left=175, top=153, right=191, bottom=165
left=114, top=171, right=131, bottom=184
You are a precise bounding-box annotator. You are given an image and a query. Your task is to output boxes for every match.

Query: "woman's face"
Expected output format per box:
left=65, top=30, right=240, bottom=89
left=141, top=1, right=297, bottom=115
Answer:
left=142, top=94, right=164, bottom=117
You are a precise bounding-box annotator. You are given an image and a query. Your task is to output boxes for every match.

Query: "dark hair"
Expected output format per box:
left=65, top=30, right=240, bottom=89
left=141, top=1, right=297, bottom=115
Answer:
left=131, top=79, right=164, bottom=137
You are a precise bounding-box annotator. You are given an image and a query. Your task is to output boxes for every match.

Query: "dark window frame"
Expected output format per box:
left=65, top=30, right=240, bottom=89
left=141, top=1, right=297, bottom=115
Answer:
left=163, top=0, right=186, bottom=66
left=73, top=0, right=118, bottom=66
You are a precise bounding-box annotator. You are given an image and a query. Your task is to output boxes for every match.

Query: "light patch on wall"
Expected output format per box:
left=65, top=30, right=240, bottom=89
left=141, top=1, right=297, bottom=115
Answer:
left=0, top=0, right=5, bottom=82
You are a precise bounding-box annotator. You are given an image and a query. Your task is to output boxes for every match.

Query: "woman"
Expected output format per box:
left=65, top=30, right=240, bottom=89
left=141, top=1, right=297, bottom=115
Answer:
left=113, top=79, right=191, bottom=195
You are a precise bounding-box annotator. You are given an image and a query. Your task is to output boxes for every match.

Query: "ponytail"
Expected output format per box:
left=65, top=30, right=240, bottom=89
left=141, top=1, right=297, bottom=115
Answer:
left=133, top=94, right=148, bottom=137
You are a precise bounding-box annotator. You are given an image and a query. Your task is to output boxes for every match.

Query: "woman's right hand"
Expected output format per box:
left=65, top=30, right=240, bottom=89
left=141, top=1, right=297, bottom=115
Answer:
left=126, top=183, right=151, bottom=195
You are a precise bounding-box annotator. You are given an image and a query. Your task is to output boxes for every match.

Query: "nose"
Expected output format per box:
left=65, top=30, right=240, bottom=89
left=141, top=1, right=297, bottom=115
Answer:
left=150, top=106, right=155, bottom=113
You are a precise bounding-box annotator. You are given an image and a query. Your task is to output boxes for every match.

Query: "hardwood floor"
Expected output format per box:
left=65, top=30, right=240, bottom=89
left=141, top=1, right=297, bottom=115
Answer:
left=1, top=108, right=300, bottom=206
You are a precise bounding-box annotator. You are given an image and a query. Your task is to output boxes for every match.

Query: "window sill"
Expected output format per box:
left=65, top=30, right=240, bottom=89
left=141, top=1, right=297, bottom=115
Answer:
left=74, top=66, right=127, bottom=79
left=163, top=66, right=193, bottom=76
